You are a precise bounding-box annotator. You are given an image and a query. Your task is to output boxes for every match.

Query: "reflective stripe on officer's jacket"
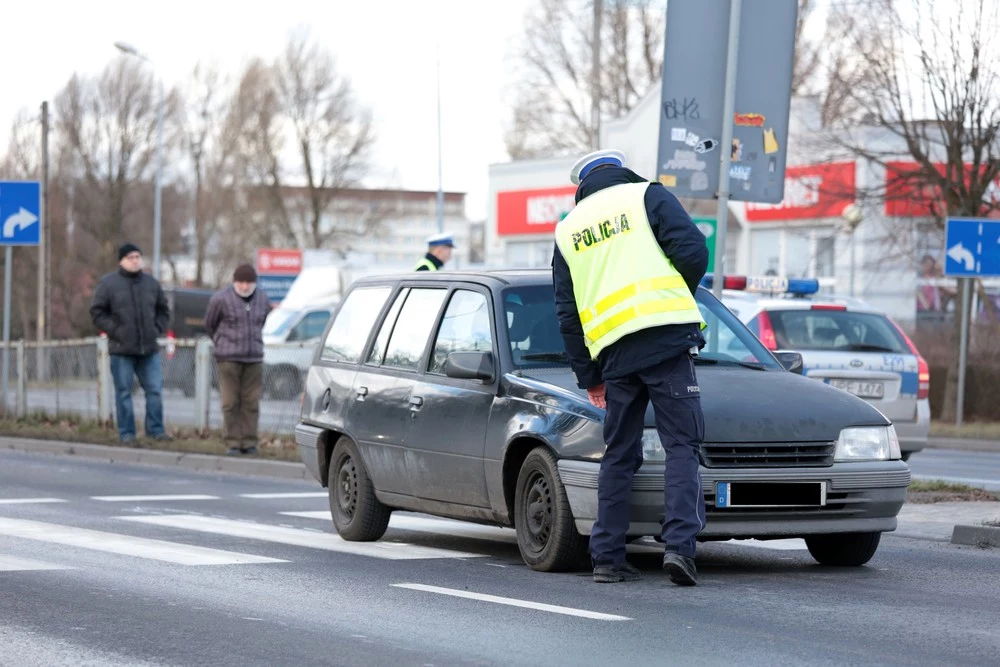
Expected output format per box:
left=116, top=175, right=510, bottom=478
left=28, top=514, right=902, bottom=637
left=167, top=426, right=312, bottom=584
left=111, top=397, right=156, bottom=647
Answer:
left=414, top=258, right=437, bottom=271
left=554, top=182, right=704, bottom=360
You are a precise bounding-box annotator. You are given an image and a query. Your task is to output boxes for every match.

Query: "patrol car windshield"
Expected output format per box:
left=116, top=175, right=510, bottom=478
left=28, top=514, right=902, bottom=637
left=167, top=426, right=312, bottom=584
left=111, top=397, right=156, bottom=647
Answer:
left=502, top=284, right=781, bottom=370
left=765, top=310, right=908, bottom=353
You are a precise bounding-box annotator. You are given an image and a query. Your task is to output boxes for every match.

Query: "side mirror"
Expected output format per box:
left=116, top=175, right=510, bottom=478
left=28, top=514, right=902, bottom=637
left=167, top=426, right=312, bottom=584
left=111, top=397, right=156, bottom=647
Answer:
left=445, top=351, right=495, bottom=382
left=773, top=351, right=804, bottom=375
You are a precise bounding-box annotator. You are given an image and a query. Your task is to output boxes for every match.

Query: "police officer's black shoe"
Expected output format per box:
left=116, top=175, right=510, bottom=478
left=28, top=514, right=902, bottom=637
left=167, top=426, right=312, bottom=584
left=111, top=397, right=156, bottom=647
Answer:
left=593, top=561, right=641, bottom=583
left=662, top=552, right=698, bottom=586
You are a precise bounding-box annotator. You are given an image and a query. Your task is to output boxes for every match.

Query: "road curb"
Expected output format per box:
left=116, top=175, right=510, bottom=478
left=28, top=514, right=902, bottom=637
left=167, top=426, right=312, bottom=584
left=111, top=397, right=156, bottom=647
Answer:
left=950, top=524, right=1000, bottom=548
left=927, top=437, right=1000, bottom=453
left=0, top=436, right=311, bottom=481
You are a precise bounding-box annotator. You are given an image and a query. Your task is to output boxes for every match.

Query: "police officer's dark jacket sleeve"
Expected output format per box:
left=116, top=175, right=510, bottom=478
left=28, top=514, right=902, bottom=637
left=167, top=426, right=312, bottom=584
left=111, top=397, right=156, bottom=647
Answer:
left=552, top=245, right=603, bottom=389
left=644, top=184, right=710, bottom=294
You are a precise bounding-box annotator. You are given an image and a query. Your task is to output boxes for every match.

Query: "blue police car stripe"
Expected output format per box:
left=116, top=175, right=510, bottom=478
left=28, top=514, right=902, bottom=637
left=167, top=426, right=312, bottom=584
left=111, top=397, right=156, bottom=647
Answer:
left=899, top=371, right=918, bottom=396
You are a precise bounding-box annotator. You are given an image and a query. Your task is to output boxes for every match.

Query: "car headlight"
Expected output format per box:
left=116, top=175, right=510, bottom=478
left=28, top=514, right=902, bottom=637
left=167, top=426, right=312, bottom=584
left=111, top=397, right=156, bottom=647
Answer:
left=835, top=426, right=901, bottom=462
left=642, top=428, right=664, bottom=461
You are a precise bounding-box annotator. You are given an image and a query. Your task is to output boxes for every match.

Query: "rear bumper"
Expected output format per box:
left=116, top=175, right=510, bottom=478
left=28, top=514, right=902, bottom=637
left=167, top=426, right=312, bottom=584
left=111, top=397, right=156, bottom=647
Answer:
left=894, top=399, right=930, bottom=453
left=294, top=423, right=325, bottom=484
left=559, top=459, right=910, bottom=538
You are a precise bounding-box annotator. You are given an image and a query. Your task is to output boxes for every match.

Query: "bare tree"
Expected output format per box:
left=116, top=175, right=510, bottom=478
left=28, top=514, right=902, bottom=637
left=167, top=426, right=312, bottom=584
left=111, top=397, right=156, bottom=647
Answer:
left=826, top=0, right=1000, bottom=422
left=273, top=30, right=377, bottom=249
left=55, top=57, right=182, bottom=272
left=504, top=0, right=821, bottom=159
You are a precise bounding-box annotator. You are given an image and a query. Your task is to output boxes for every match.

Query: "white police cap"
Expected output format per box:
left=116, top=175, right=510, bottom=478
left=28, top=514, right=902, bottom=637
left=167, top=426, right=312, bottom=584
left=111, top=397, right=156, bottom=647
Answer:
left=426, top=232, right=455, bottom=248
left=569, top=149, right=626, bottom=185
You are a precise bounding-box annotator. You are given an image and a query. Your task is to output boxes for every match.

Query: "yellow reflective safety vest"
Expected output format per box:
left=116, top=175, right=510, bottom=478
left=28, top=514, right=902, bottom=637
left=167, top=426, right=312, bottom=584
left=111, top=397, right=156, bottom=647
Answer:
left=554, top=182, right=705, bottom=360
left=414, top=257, right=438, bottom=271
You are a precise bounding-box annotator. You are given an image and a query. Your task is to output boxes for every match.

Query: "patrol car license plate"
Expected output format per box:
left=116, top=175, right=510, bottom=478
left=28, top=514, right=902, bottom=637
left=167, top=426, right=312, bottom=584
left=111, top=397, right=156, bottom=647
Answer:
left=828, top=379, right=885, bottom=399
left=715, top=482, right=826, bottom=508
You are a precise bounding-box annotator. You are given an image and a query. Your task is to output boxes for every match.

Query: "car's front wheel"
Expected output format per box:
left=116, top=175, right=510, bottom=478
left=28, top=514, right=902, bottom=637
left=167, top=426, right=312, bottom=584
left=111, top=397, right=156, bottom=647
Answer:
left=328, top=437, right=390, bottom=541
left=514, top=448, right=588, bottom=572
left=806, top=532, right=881, bottom=566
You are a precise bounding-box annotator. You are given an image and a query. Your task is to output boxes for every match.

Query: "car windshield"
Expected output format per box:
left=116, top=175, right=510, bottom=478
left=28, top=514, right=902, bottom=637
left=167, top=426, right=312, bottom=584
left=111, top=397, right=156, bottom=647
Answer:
left=768, top=309, right=908, bottom=353
left=263, top=308, right=297, bottom=336
left=502, top=283, right=781, bottom=370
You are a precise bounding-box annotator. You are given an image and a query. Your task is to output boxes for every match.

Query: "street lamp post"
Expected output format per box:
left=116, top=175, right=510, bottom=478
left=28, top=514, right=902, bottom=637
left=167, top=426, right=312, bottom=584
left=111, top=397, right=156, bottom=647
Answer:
left=842, top=203, right=864, bottom=297
left=115, top=41, right=163, bottom=280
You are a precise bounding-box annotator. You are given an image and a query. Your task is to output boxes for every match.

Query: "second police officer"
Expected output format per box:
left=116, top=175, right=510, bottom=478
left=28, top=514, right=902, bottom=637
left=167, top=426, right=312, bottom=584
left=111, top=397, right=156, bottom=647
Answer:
left=551, top=149, right=710, bottom=586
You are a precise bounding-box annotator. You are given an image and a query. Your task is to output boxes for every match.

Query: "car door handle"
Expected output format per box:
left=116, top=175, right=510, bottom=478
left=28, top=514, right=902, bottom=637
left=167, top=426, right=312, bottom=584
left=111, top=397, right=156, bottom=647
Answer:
left=356, top=386, right=368, bottom=400
left=409, top=396, right=424, bottom=410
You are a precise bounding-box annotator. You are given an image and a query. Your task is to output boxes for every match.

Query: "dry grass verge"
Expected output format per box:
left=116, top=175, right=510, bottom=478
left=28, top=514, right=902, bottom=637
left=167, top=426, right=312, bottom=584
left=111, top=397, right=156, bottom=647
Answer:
left=907, top=479, right=1000, bottom=504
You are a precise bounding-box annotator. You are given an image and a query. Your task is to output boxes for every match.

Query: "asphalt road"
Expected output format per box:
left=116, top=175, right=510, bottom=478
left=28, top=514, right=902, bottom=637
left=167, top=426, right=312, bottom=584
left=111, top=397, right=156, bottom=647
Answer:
left=909, top=449, right=1000, bottom=491
left=2, top=450, right=999, bottom=666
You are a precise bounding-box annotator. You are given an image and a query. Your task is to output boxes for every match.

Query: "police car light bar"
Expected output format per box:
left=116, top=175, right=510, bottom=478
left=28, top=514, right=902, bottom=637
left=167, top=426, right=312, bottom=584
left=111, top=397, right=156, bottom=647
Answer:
left=700, top=275, right=820, bottom=296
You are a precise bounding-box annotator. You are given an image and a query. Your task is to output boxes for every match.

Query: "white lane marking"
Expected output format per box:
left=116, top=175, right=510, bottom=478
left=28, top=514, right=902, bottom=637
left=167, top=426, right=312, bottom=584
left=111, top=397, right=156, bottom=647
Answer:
left=240, top=492, right=328, bottom=499
left=0, top=555, right=74, bottom=572
left=724, top=538, right=806, bottom=551
left=0, top=517, right=285, bottom=566
left=120, top=515, right=486, bottom=560
left=282, top=511, right=521, bottom=544
left=0, top=498, right=67, bottom=505
left=91, top=495, right=220, bottom=502
left=392, top=584, right=632, bottom=622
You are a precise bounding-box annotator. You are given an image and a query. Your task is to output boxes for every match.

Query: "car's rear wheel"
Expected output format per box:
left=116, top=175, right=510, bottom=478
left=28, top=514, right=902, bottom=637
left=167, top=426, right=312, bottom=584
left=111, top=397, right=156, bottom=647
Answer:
left=514, top=448, right=588, bottom=572
left=806, top=532, right=881, bottom=566
left=328, top=437, right=390, bottom=541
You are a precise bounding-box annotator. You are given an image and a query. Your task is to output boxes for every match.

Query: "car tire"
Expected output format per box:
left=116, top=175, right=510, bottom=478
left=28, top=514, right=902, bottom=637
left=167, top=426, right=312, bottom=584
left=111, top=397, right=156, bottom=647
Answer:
left=805, top=532, right=881, bottom=566
left=328, top=437, right=390, bottom=542
left=514, top=447, right=588, bottom=572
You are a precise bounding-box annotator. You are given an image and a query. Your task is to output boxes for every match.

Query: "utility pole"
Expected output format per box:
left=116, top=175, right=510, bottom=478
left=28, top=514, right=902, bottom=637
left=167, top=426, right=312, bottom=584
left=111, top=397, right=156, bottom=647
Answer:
left=38, top=101, right=49, bottom=378
left=591, top=0, right=602, bottom=150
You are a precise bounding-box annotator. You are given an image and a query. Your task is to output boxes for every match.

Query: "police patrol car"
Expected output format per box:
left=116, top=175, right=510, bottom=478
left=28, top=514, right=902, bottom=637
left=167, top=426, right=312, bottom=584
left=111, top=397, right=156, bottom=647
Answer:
left=710, top=275, right=930, bottom=461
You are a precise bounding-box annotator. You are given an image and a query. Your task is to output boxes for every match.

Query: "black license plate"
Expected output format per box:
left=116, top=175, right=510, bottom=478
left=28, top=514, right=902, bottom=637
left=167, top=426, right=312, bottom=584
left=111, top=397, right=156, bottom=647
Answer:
left=716, top=482, right=826, bottom=508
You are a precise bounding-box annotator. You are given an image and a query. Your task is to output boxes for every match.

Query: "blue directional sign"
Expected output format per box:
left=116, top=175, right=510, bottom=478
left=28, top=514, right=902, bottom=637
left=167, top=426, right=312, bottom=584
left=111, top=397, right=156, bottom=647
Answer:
left=944, top=217, right=1000, bottom=277
left=257, top=275, right=296, bottom=304
left=0, top=181, right=41, bottom=246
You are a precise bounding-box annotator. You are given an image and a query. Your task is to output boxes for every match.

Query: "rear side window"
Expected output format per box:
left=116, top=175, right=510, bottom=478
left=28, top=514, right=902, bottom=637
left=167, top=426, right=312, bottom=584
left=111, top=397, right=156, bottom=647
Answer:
left=383, top=288, right=448, bottom=370
left=768, top=310, right=908, bottom=353
left=367, top=288, right=410, bottom=365
left=321, top=287, right=391, bottom=362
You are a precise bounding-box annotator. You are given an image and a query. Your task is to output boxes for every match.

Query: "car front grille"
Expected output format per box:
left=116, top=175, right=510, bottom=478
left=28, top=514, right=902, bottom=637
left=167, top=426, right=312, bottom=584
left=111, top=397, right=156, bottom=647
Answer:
left=700, top=441, right=836, bottom=468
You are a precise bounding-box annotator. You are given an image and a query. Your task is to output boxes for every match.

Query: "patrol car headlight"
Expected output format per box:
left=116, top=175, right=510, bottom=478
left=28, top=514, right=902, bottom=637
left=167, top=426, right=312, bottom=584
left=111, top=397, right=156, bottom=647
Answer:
left=642, top=429, right=665, bottom=461
left=835, top=426, right=901, bottom=462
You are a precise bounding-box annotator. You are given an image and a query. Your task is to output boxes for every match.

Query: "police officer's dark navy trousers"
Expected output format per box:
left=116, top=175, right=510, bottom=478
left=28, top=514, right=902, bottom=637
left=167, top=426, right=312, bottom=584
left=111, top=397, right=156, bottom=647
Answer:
left=590, top=353, right=707, bottom=567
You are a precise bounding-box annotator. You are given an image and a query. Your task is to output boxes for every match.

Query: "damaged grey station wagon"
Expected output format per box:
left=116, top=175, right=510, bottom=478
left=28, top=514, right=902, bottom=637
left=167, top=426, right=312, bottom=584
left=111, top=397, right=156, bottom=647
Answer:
left=295, top=270, right=911, bottom=572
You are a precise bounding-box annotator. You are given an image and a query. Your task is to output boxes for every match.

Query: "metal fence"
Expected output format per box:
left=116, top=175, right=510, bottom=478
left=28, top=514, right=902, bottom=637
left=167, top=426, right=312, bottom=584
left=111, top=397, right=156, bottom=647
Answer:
left=0, top=337, right=313, bottom=435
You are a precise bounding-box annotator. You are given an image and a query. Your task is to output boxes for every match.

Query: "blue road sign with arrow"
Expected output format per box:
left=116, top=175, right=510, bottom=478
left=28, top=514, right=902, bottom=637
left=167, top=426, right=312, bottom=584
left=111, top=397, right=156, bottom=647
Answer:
left=944, top=217, right=1000, bottom=277
left=0, top=181, right=41, bottom=246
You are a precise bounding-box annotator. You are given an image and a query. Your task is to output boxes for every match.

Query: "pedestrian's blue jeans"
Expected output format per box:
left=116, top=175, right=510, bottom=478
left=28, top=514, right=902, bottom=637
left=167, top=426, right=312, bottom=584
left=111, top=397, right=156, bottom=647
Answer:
left=110, top=353, right=164, bottom=440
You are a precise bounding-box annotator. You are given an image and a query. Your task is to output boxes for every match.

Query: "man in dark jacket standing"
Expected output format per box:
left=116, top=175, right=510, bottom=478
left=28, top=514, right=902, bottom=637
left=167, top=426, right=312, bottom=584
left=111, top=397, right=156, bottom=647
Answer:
left=552, top=150, right=710, bottom=586
left=90, top=243, right=171, bottom=444
left=204, top=264, right=271, bottom=456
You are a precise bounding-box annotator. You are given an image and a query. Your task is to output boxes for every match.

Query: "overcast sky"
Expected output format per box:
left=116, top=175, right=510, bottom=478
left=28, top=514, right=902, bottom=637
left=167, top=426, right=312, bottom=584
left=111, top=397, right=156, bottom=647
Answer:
left=0, top=0, right=535, bottom=221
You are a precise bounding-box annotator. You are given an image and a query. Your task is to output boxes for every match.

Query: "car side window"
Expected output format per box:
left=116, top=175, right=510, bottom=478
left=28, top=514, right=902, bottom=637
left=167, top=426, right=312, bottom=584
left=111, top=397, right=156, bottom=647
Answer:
left=288, top=311, right=331, bottom=342
left=428, top=290, right=493, bottom=375
left=382, top=288, right=448, bottom=371
left=367, top=288, right=409, bottom=365
left=320, top=287, right=391, bottom=363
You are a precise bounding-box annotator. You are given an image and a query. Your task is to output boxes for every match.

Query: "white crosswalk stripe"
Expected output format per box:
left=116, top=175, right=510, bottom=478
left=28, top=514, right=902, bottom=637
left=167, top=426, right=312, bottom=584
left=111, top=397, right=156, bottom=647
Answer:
left=120, top=515, right=487, bottom=560
left=91, top=495, right=220, bottom=502
left=240, top=492, right=328, bottom=499
left=0, top=498, right=66, bottom=505
left=283, top=511, right=521, bottom=544
left=0, top=517, right=286, bottom=566
left=0, top=554, right=73, bottom=572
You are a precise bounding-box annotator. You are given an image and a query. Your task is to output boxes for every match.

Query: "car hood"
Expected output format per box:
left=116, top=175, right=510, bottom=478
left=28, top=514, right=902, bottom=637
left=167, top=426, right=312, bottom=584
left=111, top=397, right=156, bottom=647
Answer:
left=507, top=365, right=889, bottom=443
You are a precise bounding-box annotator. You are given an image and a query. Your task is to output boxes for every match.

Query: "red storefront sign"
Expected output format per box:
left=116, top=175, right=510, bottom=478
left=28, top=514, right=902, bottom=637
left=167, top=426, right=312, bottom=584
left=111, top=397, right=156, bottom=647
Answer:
left=497, top=186, right=577, bottom=236
left=745, top=162, right=856, bottom=222
left=884, top=161, right=1000, bottom=217
left=256, top=248, right=303, bottom=275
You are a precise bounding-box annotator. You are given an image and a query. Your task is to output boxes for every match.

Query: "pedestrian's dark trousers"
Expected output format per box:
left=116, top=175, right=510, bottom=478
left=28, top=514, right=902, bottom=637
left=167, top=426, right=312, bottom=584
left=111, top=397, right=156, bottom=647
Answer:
left=590, top=353, right=707, bottom=567
left=217, top=361, right=263, bottom=451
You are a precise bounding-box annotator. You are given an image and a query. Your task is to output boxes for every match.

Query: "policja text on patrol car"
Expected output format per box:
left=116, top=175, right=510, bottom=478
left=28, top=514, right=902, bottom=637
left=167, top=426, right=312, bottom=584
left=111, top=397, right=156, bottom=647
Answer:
left=551, top=149, right=709, bottom=586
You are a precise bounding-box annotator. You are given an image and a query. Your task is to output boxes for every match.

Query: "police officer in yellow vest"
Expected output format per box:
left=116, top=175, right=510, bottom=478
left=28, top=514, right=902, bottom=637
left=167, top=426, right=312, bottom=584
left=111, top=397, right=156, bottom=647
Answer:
left=552, top=149, right=709, bottom=586
left=414, top=233, right=455, bottom=271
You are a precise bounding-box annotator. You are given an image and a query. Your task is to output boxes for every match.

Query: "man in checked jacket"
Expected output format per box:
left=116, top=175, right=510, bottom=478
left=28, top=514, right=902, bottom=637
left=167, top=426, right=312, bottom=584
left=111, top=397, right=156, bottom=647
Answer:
left=204, top=264, right=271, bottom=456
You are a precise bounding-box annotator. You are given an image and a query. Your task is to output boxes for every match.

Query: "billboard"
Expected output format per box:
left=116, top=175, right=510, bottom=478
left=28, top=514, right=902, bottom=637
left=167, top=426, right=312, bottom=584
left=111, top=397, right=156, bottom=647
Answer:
left=656, top=0, right=799, bottom=203
left=745, top=162, right=856, bottom=221
left=496, top=186, right=577, bottom=236
left=256, top=248, right=303, bottom=304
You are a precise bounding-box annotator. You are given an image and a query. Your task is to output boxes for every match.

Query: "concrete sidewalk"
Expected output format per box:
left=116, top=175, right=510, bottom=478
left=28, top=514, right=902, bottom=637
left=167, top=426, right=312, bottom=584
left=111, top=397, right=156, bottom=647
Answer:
left=895, top=501, right=1000, bottom=541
